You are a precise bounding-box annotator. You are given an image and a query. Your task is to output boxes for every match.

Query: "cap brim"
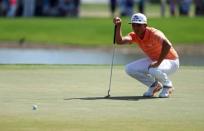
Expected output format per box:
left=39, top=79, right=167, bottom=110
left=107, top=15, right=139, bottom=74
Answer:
left=128, top=22, right=147, bottom=24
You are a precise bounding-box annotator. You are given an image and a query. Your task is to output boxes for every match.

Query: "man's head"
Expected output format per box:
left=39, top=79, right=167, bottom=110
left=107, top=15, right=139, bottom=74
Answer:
left=129, top=13, right=147, bottom=35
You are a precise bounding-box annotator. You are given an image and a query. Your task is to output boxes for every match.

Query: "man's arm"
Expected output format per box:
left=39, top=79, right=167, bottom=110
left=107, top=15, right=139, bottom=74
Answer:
left=113, top=17, right=132, bottom=45
left=157, top=40, right=171, bottom=64
left=149, top=39, right=171, bottom=68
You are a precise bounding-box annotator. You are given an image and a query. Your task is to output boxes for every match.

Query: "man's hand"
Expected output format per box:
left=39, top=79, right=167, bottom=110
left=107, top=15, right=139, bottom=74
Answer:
left=112, top=17, right=131, bottom=45
left=113, top=17, right=122, bottom=26
left=148, top=61, right=160, bottom=69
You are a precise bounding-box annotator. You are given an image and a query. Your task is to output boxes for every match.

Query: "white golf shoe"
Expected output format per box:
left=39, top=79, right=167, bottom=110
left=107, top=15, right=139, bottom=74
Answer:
left=159, top=86, right=174, bottom=98
left=143, top=82, right=162, bottom=97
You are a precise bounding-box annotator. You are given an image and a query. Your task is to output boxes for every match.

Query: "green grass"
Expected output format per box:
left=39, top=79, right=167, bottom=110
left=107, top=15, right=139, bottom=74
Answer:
left=0, top=17, right=204, bottom=46
left=0, top=65, right=204, bottom=131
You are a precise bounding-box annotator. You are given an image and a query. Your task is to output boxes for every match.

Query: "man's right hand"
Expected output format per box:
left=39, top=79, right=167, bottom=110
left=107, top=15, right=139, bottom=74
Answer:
left=113, top=17, right=122, bottom=26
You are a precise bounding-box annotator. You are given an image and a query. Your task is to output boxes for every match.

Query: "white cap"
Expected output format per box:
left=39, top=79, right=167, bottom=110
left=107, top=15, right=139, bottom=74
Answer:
left=129, top=13, right=147, bottom=24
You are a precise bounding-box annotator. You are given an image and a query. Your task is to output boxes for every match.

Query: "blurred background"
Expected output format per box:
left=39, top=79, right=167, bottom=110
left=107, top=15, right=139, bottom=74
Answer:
left=0, top=0, right=204, bottom=65
left=1, top=0, right=204, bottom=17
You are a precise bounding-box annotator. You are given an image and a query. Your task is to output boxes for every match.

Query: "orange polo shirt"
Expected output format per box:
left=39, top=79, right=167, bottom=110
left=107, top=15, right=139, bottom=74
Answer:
left=128, top=27, right=178, bottom=61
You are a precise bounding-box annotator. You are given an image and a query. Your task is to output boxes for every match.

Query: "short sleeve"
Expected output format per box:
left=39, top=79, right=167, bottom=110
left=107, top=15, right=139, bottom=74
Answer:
left=128, top=32, right=138, bottom=44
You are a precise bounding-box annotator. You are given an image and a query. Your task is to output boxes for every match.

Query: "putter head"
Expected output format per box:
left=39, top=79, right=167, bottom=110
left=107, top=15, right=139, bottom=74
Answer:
left=104, top=94, right=110, bottom=98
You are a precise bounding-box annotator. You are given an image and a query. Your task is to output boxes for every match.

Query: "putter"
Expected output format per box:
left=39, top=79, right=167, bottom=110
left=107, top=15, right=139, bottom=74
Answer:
left=105, top=25, right=117, bottom=98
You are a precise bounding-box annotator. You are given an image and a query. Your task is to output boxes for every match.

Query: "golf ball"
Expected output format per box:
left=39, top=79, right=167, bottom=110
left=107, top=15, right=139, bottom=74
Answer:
left=32, top=105, right=38, bottom=110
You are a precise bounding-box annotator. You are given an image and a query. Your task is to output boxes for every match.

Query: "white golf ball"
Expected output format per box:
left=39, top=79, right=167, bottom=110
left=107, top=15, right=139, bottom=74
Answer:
left=32, top=105, right=38, bottom=110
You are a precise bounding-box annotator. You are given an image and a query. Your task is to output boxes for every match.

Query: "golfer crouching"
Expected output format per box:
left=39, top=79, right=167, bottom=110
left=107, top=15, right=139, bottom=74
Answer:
left=113, top=13, right=179, bottom=98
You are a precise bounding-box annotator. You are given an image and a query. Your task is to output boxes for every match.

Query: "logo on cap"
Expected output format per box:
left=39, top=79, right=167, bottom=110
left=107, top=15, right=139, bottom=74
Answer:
left=129, top=13, right=147, bottom=24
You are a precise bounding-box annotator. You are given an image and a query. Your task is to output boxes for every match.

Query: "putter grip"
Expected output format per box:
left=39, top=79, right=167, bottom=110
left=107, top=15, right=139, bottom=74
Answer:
left=113, top=25, right=117, bottom=44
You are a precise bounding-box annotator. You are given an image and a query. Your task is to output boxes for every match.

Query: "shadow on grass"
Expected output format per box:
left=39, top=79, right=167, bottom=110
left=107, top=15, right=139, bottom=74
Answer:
left=64, top=96, right=160, bottom=101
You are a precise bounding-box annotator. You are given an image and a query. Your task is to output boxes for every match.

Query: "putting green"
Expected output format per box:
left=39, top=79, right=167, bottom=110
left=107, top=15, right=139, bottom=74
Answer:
left=0, top=65, right=204, bottom=131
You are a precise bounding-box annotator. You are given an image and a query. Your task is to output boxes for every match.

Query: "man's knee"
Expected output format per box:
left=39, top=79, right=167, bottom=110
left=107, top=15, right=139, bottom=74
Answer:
left=125, top=64, right=133, bottom=75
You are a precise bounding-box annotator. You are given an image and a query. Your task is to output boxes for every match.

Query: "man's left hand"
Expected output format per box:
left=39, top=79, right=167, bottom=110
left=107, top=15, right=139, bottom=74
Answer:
left=148, top=61, right=160, bottom=69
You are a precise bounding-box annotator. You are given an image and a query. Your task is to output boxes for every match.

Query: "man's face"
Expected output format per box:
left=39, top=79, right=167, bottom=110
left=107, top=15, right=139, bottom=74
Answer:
left=131, top=23, right=146, bottom=35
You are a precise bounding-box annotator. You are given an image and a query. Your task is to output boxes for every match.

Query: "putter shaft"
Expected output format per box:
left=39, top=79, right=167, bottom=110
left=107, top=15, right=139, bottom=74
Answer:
left=107, top=25, right=117, bottom=97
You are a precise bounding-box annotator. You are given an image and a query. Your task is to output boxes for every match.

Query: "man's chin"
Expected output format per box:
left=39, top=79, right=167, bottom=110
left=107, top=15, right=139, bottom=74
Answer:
left=134, top=31, right=141, bottom=35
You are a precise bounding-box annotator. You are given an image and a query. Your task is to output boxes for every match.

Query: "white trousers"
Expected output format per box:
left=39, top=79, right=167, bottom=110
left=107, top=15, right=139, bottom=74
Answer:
left=125, top=58, right=179, bottom=87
